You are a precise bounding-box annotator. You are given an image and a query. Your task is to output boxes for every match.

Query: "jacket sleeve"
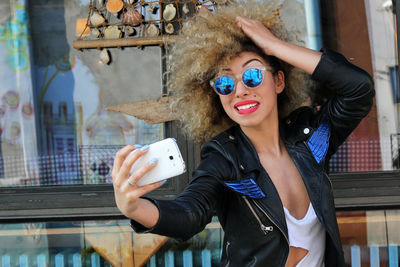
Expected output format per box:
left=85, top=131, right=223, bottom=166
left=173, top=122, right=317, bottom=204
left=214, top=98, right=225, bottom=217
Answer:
left=130, top=145, right=231, bottom=241
left=311, top=48, right=375, bottom=159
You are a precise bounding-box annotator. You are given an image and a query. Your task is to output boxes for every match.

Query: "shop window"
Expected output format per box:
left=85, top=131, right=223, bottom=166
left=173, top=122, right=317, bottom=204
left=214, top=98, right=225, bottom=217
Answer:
left=0, top=219, right=223, bottom=266
left=0, top=0, right=164, bottom=188
left=338, top=209, right=400, bottom=266
left=1, top=211, right=399, bottom=266
left=319, top=0, right=400, bottom=173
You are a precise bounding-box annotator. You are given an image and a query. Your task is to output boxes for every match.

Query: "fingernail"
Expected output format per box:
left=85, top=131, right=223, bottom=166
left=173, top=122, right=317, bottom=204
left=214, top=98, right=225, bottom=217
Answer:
left=134, top=144, right=143, bottom=148
left=140, top=145, right=149, bottom=151
left=150, top=157, right=158, bottom=165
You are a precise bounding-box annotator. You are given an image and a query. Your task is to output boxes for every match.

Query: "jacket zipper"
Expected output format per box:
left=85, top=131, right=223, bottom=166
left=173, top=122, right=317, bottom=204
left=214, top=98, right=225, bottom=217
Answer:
left=225, top=241, right=230, bottom=267
left=242, top=196, right=273, bottom=234
left=245, top=197, right=290, bottom=266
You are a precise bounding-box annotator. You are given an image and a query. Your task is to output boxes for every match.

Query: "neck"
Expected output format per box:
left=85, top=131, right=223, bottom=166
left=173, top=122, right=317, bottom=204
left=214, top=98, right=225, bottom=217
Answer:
left=240, top=112, right=283, bottom=157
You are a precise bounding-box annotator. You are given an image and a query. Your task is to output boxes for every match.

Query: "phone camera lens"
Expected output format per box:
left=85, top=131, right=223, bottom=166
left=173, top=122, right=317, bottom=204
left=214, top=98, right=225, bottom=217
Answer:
left=169, top=155, right=174, bottom=160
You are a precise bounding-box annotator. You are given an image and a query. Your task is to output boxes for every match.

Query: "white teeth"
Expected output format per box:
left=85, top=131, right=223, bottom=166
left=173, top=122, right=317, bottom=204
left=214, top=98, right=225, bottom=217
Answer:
left=236, top=103, right=258, bottom=110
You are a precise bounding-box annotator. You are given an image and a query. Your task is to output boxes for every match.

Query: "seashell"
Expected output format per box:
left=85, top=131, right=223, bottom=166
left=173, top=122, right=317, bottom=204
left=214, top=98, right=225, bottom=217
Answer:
left=90, top=11, right=105, bottom=27
left=145, top=23, right=159, bottom=37
left=106, top=0, right=124, bottom=16
left=163, top=4, right=176, bottom=21
left=165, top=23, right=174, bottom=34
left=182, top=3, right=189, bottom=14
left=104, top=25, right=121, bottom=39
left=122, top=8, right=143, bottom=26
left=91, top=28, right=101, bottom=37
left=148, top=4, right=158, bottom=14
left=100, top=49, right=110, bottom=64
left=124, top=25, right=135, bottom=36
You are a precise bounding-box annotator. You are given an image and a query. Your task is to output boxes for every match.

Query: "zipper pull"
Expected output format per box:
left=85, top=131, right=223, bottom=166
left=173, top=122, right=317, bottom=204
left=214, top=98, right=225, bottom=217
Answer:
left=261, top=225, right=273, bottom=234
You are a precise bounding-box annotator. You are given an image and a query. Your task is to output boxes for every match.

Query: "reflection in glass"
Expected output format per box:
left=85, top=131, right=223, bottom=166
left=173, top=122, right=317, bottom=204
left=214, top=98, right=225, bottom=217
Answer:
left=338, top=210, right=400, bottom=266
left=0, top=212, right=399, bottom=266
left=0, top=1, right=163, bottom=188
left=326, top=0, right=399, bottom=173
left=0, top=219, right=223, bottom=267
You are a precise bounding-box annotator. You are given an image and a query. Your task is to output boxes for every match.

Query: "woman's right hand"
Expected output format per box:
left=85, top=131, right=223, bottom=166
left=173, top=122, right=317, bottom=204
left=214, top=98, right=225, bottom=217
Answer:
left=112, top=144, right=162, bottom=222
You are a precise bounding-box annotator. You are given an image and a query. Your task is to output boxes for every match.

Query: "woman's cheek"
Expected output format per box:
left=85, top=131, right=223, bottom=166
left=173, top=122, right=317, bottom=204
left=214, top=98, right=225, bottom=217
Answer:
left=219, top=97, right=236, bottom=120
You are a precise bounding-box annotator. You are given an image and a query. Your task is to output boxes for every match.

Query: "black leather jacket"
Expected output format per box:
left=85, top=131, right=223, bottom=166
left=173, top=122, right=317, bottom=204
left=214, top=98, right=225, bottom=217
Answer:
left=131, top=49, right=375, bottom=266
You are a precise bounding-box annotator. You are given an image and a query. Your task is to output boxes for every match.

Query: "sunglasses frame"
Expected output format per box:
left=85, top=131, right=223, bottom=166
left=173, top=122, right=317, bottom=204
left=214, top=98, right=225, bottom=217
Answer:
left=210, top=66, right=271, bottom=96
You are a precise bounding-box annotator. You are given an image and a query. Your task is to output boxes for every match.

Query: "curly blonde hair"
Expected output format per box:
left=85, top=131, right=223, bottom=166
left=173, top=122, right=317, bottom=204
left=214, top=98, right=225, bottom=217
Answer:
left=168, top=0, right=313, bottom=143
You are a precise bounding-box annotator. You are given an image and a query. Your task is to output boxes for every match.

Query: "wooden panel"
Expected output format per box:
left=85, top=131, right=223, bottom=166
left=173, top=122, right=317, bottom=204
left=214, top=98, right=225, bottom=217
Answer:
left=134, top=234, right=168, bottom=267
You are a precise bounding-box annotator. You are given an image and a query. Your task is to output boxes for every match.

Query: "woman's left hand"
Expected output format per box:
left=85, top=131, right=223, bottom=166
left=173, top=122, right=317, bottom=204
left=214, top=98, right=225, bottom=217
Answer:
left=235, top=16, right=281, bottom=56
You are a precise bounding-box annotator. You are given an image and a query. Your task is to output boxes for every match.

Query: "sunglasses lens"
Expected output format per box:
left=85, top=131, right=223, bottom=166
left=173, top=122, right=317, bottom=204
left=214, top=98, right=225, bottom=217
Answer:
left=214, top=76, right=235, bottom=95
left=243, top=68, right=263, bottom=87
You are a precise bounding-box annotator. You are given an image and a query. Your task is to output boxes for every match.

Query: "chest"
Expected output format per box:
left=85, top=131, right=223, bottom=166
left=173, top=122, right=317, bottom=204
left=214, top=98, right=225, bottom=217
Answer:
left=258, top=150, right=310, bottom=219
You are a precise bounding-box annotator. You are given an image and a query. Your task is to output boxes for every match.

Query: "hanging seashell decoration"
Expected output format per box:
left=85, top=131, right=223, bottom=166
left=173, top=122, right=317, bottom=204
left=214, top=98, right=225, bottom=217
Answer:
left=165, top=23, right=174, bottom=34
left=163, top=4, right=176, bottom=21
left=90, top=11, right=105, bottom=27
left=91, top=28, right=101, bottom=38
left=122, top=8, right=143, bottom=26
left=106, top=0, right=124, bottom=16
left=145, top=23, right=160, bottom=37
left=100, top=49, right=110, bottom=64
left=74, top=0, right=220, bottom=54
left=104, top=25, right=122, bottom=39
left=124, top=25, right=135, bottom=36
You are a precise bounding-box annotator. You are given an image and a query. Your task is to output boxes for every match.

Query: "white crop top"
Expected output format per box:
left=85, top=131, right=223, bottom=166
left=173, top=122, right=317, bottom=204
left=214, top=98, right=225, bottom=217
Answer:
left=283, top=202, right=325, bottom=267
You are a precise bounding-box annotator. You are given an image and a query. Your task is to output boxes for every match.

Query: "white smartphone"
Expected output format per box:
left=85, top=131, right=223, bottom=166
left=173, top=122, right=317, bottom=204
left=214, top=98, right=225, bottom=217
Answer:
left=129, top=138, right=186, bottom=186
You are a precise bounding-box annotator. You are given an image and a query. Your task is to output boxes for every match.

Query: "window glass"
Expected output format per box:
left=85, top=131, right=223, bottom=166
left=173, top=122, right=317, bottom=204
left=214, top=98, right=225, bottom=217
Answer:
left=0, top=0, right=163, bottom=187
left=1, top=212, right=398, bottom=266
left=319, top=0, right=400, bottom=173
left=338, top=209, right=400, bottom=266
left=0, top=218, right=223, bottom=266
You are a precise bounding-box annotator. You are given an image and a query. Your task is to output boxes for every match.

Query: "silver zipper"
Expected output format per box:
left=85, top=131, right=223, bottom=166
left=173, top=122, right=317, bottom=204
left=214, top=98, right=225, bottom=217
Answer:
left=250, top=198, right=290, bottom=266
left=224, top=241, right=230, bottom=267
left=242, top=196, right=273, bottom=234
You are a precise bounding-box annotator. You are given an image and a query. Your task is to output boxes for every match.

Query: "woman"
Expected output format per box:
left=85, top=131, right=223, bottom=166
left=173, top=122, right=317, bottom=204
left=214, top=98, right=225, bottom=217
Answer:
left=112, top=1, right=374, bottom=266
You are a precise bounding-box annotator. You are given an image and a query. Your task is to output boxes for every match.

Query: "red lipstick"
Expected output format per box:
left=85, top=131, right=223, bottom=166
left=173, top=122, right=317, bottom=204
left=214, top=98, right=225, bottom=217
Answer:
left=234, top=100, right=260, bottom=114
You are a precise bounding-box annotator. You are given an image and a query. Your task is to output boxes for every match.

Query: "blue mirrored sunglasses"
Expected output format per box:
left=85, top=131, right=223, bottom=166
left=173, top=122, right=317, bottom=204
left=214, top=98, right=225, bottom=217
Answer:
left=210, top=66, right=270, bottom=96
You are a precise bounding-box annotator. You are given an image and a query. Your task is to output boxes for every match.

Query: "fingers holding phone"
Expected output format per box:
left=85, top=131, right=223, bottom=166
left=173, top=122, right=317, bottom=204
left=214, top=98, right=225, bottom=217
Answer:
left=127, top=157, right=158, bottom=186
left=112, top=139, right=186, bottom=220
left=130, top=138, right=186, bottom=187
left=112, top=144, right=162, bottom=218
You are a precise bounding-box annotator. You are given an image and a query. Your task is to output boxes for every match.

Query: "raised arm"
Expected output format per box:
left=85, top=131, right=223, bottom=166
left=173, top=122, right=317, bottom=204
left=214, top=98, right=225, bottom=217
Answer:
left=235, top=16, right=322, bottom=74
left=236, top=16, right=374, bottom=157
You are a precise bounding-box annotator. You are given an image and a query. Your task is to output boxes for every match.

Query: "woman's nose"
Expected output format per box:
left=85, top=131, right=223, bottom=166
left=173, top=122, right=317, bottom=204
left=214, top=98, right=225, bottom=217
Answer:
left=235, top=80, right=250, bottom=97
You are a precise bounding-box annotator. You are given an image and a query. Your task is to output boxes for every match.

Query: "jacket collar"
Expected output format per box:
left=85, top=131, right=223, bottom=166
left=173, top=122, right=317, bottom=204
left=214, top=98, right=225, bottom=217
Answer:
left=232, top=126, right=262, bottom=174
left=216, top=106, right=317, bottom=175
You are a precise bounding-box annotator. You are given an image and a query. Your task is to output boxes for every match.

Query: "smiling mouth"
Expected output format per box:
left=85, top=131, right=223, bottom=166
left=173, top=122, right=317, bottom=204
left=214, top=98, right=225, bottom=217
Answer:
left=234, top=102, right=260, bottom=114
left=235, top=103, right=259, bottom=111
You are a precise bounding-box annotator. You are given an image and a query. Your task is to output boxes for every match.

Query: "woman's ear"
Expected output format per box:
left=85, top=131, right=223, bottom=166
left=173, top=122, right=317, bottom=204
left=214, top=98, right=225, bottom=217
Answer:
left=274, top=70, right=285, bottom=94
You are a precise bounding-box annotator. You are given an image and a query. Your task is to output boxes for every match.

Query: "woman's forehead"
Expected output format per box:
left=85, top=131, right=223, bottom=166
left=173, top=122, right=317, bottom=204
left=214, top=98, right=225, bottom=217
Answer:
left=219, top=52, right=267, bottom=72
